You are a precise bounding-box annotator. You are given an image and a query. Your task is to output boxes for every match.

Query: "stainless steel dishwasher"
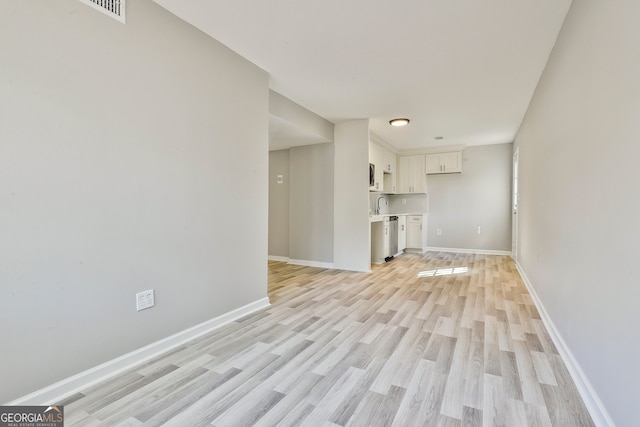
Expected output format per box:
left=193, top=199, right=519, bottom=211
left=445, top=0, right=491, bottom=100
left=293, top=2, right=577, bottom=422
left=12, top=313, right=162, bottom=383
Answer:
left=385, top=216, right=398, bottom=262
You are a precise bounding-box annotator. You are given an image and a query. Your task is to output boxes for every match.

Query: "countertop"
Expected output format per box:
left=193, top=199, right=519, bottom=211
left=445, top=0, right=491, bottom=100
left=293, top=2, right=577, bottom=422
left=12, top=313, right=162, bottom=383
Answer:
left=369, top=212, right=425, bottom=222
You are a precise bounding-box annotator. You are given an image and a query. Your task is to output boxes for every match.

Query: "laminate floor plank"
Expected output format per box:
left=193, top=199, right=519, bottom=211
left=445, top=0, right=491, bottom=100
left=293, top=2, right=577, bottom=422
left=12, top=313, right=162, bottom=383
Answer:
left=252, top=373, right=324, bottom=426
left=391, top=359, right=439, bottom=427
left=513, top=340, right=546, bottom=406
left=462, top=340, right=485, bottom=411
left=133, top=368, right=240, bottom=424
left=344, top=390, right=386, bottom=427
left=440, top=327, right=472, bottom=419
left=92, top=363, right=210, bottom=424
left=462, top=405, right=483, bottom=427
left=62, top=253, right=593, bottom=426
left=530, top=351, right=558, bottom=386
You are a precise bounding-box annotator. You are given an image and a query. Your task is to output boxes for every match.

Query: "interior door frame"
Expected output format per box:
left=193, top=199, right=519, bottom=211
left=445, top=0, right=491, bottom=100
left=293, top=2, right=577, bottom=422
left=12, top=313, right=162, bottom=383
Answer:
left=512, top=148, right=519, bottom=261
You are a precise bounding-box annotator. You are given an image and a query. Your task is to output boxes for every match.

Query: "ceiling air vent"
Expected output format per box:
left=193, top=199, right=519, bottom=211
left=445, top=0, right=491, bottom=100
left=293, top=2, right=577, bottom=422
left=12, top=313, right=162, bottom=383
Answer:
left=79, top=0, right=126, bottom=23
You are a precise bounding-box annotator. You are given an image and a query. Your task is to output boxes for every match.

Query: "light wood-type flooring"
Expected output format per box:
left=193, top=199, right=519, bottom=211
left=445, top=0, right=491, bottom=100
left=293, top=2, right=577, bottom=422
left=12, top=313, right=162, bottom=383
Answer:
left=61, top=252, right=594, bottom=426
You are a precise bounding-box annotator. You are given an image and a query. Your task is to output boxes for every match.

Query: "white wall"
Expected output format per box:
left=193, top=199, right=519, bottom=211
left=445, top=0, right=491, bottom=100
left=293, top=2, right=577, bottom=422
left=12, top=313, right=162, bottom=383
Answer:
left=0, top=0, right=268, bottom=403
left=426, top=144, right=513, bottom=252
left=388, top=194, right=429, bottom=216
left=288, top=144, right=335, bottom=264
left=269, top=90, right=334, bottom=151
left=268, top=150, right=290, bottom=258
left=333, top=121, right=371, bottom=272
left=514, top=1, right=640, bottom=424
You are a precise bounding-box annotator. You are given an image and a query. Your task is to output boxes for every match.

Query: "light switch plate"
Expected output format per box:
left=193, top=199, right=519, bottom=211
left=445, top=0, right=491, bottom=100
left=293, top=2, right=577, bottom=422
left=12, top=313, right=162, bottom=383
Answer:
left=136, top=289, right=155, bottom=311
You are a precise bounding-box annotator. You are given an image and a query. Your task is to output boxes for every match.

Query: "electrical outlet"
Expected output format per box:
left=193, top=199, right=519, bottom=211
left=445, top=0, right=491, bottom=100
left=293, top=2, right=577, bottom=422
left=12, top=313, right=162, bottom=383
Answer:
left=401, top=199, right=406, bottom=205
left=136, top=289, right=155, bottom=311
left=477, top=226, right=481, bottom=234
left=437, top=228, right=442, bottom=236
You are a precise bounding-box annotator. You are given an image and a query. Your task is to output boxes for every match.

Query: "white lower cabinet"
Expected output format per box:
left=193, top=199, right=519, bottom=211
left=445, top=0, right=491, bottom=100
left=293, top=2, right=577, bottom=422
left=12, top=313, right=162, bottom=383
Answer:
left=372, top=214, right=422, bottom=263
left=383, top=219, right=390, bottom=258
left=398, top=215, right=407, bottom=252
left=405, top=214, right=428, bottom=253
left=371, top=220, right=389, bottom=264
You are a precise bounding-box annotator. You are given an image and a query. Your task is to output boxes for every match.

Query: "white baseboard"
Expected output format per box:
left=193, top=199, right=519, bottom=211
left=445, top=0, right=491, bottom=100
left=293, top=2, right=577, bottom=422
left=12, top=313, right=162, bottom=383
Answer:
left=7, top=297, right=271, bottom=406
left=268, top=256, right=333, bottom=269
left=515, top=262, right=614, bottom=427
left=403, top=248, right=427, bottom=254
left=288, top=259, right=334, bottom=269
left=426, top=247, right=513, bottom=256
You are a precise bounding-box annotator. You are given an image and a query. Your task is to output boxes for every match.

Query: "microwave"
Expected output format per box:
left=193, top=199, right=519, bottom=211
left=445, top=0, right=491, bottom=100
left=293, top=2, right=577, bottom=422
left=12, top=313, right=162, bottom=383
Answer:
left=369, top=163, right=375, bottom=188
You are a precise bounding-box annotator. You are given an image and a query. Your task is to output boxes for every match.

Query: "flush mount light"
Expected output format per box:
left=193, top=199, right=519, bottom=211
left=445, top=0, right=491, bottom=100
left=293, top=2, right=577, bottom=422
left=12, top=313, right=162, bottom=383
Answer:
left=389, top=118, right=410, bottom=127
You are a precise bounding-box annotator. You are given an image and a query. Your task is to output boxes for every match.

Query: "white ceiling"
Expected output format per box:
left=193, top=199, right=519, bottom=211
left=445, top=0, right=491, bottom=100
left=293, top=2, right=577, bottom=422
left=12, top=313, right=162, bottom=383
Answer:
left=153, top=0, right=572, bottom=151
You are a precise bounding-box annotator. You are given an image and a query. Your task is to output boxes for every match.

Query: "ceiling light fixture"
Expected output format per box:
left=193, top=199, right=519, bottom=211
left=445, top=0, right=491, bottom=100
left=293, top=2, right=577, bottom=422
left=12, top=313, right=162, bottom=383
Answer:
left=389, top=118, right=410, bottom=127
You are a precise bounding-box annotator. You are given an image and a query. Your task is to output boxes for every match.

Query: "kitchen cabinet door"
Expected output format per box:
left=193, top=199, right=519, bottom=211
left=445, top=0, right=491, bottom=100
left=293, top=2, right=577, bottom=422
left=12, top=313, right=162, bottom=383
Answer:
left=397, top=156, right=412, bottom=193
left=398, top=215, right=407, bottom=252
left=412, top=155, right=427, bottom=193
left=406, top=218, right=422, bottom=249
left=383, top=221, right=390, bottom=258
left=383, top=148, right=396, bottom=175
left=371, top=219, right=392, bottom=263
left=425, top=154, right=442, bottom=174
left=406, top=215, right=427, bottom=252
left=397, top=155, right=426, bottom=193
left=369, top=142, right=384, bottom=191
left=441, top=152, right=461, bottom=173
left=426, top=151, right=462, bottom=174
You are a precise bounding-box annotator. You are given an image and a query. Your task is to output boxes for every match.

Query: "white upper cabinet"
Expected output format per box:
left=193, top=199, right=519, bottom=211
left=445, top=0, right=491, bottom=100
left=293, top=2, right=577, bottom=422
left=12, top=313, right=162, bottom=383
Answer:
left=425, top=154, right=442, bottom=174
left=397, top=155, right=427, bottom=193
left=383, top=148, right=396, bottom=175
left=369, top=142, right=384, bottom=191
left=370, top=142, right=397, bottom=193
left=425, top=151, right=462, bottom=174
left=382, top=148, right=397, bottom=193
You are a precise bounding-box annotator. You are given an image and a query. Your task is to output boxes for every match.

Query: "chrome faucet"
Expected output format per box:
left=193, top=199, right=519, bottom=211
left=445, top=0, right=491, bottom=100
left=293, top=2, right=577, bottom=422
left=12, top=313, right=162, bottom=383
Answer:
left=376, top=196, right=387, bottom=214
